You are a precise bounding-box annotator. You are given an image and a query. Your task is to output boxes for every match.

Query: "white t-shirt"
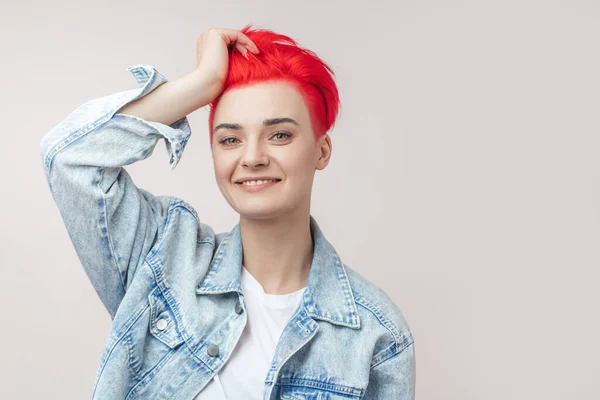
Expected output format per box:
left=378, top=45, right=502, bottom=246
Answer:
left=194, top=265, right=306, bottom=399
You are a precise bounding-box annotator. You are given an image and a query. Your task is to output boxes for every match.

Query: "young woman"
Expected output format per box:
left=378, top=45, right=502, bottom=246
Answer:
left=40, top=26, right=415, bottom=399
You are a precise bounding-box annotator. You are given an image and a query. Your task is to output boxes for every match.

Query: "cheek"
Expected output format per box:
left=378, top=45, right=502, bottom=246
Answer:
left=213, top=154, right=236, bottom=180
left=279, top=151, right=315, bottom=182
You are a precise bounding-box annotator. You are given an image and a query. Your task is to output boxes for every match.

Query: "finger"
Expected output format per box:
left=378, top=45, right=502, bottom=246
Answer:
left=231, top=31, right=259, bottom=54
left=218, top=29, right=259, bottom=54
left=245, top=39, right=260, bottom=54
left=234, top=42, right=248, bottom=57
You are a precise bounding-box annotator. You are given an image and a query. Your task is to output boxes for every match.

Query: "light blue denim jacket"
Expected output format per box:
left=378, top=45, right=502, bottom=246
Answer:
left=39, top=64, right=416, bottom=399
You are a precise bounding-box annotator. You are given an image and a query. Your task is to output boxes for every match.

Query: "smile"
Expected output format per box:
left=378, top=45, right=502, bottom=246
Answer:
left=236, top=179, right=281, bottom=192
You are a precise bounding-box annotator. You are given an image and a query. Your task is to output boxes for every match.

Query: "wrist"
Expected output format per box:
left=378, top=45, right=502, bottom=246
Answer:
left=186, top=69, right=222, bottom=108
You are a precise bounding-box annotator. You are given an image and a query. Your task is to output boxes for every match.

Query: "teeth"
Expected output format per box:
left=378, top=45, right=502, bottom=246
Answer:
left=241, top=179, right=278, bottom=186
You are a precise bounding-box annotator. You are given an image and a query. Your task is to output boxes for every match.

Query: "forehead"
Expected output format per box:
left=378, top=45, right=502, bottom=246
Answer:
left=213, top=81, right=310, bottom=125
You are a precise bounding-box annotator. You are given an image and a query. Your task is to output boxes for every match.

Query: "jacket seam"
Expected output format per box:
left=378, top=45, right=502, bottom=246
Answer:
left=169, top=198, right=199, bottom=223
left=370, top=339, right=414, bottom=370
left=276, top=377, right=365, bottom=397
left=125, top=304, right=152, bottom=380
left=98, top=167, right=127, bottom=294
left=91, top=300, right=149, bottom=399
left=355, top=295, right=414, bottom=369
left=339, top=263, right=361, bottom=327
left=91, top=333, right=129, bottom=399
left=43, top=64, right=160, bottom=187
left=124, top=346, right=179, bottom=400
left=43, top=113, right=111, bottom=186
left=145, top=242, right=197, bottom=362
left=146, top=196, right=184, bottom=261
left=354, top=295, right=401, bottom=346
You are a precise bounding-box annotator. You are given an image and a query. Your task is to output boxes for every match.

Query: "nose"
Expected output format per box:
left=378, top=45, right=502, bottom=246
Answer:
left=241, top=140, right=269, bottom=169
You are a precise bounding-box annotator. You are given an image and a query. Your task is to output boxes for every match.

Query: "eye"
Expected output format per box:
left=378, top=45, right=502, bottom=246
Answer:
left=219, top=137, right=240, bottom=145
left=271, top=131, right=292, bottom=141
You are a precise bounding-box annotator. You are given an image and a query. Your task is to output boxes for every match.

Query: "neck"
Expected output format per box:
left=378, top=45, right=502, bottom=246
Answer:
left=239, top=209, right=314, bottom=295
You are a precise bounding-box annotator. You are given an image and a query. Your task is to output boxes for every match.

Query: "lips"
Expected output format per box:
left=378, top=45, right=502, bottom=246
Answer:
left=236, top=179, right=281, bottom=184
left=236, top=179, right=281, bottom=192
left=235, top=177, right=282, bottom=184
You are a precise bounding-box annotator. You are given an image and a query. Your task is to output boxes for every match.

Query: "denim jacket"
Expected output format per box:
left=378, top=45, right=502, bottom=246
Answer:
left=39, top=64, right=416, bottom=399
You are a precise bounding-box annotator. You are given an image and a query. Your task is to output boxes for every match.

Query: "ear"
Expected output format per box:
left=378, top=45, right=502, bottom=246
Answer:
left=315, top=133, right=332, bottom=171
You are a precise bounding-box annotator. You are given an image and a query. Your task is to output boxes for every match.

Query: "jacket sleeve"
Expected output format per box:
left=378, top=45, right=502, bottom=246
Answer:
left=363, top=341, right=416, bottom=399
left=39, top=64, right=192, bottom=319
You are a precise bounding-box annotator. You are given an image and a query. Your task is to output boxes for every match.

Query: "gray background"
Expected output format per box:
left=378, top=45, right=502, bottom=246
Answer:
left=1, top=0, right=599, bottom=398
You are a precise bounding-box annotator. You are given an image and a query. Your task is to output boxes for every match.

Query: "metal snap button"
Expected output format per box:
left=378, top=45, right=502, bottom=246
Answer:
left=235, top=300, right=243, bottom=314
left=156, top=318, right=168, bottom=331
left=207, top=344, right=219, bottom=357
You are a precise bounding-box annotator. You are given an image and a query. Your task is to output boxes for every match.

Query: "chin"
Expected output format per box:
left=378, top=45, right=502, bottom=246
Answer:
left=238, top=211, right=278, bottom=221
left=236, top=205, right=287, bottom=221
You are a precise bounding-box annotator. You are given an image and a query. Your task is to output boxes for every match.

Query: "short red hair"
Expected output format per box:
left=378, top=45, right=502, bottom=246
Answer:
left=208, top=25, right=340, bottom=145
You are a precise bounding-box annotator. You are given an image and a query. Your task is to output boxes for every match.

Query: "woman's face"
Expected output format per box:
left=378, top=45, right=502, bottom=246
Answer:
left=211, top=81, right=331, bottom=220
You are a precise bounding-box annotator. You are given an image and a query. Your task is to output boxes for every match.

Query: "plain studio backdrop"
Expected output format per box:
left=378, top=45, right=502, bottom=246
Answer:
left=1, top=0, right=598, bottom=398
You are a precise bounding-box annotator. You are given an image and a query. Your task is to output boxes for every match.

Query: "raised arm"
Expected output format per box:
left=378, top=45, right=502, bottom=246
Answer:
left=39, top=29, right=259, bottom=319
left=39, top=66, right=202, bottom=318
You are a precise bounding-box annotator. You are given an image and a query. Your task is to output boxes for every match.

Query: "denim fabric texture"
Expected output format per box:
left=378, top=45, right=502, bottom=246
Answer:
left=39, top=64, right=416, bottom=399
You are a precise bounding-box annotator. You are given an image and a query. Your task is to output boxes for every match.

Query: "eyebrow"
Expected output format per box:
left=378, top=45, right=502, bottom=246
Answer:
left=213, top=117, right=299, bottom=133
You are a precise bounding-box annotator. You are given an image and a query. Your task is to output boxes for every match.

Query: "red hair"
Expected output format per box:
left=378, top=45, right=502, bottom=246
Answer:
left=208, top=25, right=340, bottom=145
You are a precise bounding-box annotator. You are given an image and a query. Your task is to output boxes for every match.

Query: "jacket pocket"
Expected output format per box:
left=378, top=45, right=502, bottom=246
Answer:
left=126, top=287, right=184, bottom=379
left=147, top=287, right=185, bottom=348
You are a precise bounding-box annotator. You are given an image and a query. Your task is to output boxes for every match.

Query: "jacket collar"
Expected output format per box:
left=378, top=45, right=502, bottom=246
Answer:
left=196, top=215, right=361, bottom=329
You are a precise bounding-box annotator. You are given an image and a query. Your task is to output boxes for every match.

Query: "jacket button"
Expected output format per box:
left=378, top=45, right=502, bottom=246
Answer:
left=207, top=344, right=219, bottom=357
left=235, top=300, right=243, bottom=314
left=156, top=319, right=168, bottom=331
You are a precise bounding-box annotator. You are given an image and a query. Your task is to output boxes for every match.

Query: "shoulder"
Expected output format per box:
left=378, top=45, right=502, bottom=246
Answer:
left=165, top=196, right=231, bottom=241
left=143, top=195, right=221, bottom=252
left=344, top=263, right=414, bottom=363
